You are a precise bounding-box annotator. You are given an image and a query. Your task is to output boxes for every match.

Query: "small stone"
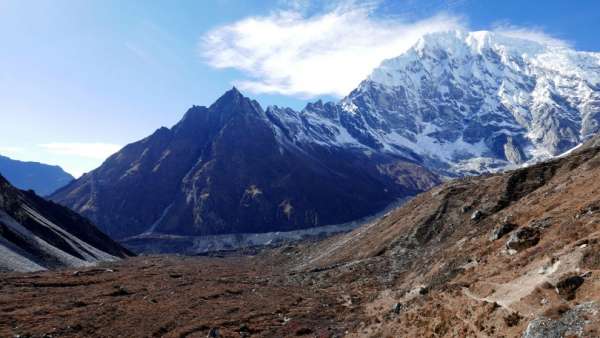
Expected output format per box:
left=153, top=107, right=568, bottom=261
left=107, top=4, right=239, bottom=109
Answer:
left=239, top=324, right=250, bottom=333
left=471, top=210, right=483, bottom=221
left=391, top=303, right=402, bottom=314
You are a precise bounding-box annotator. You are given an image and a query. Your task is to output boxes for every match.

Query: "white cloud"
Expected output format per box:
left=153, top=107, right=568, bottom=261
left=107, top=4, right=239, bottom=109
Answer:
left=39, top=143, right=122, bottom=160
left=201, top=2, right=462, bottom=97
left=492, top=24, right=571, bottom=48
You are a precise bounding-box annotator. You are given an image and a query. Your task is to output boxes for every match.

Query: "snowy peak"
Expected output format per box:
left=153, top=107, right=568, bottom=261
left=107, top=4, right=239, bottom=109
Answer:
left=327, top=30, right=600, bottom=175
left=261, top=30, right=600, bottom=177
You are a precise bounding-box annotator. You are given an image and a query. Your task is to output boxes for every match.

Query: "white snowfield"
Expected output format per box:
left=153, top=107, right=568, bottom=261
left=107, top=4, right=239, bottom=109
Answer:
left=266, top=30, right=600, bottom=176
left=0, top=206, right=120, bottom=273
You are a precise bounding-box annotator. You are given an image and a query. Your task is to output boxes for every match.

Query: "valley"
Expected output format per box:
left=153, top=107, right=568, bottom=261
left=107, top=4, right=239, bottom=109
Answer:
left=2, top=132, right=600, bottom=337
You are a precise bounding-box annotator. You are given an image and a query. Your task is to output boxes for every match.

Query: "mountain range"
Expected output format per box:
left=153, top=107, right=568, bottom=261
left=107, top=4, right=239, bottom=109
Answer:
left=0, top=173, right=131, bottom=272
left=52, top=88, right=438, bottom=241
left=51, top=30, right=600, bottom=250
left=0, top=155, right=74, bottom=196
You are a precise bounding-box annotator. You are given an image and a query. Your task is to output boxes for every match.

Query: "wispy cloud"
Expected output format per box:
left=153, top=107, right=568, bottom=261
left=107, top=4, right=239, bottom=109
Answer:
left=39, top=143, right=122, bottom=160
left=0, top=146, right=25, bottom=158
left=201, top=1, right=462, bottom=97
left=491, top=23, right=571, bottom=48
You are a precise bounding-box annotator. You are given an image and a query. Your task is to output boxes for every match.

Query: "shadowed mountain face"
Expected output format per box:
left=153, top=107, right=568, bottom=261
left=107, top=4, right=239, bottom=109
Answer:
left=0, top=174, right=132, bottom=272
left=51, top=88, right=439, bottom=240
left=0, top=155, right=73, bottom=196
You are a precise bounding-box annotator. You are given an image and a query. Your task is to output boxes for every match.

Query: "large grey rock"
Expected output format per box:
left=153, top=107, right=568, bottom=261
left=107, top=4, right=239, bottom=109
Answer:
left=490, top=222, right=517, bottom=241
left=506, top=227, right=541, bottom=251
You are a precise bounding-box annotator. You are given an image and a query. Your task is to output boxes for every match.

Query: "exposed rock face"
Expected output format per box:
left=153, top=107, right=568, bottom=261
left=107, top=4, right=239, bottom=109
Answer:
left=0, top=174, right=131, bottom=272
left=0, top=155, right=73, bottom=196
left=52, top=88, right=438, bottom=240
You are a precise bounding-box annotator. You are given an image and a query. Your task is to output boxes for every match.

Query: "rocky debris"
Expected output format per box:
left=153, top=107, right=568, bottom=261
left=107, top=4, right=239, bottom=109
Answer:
left=555, top=274, right=585, bottom=300
left=471, top=210, right=483, bottom=221
left=522, top=302, right=600, bottom=338
left=575, top=201, right=600, bottom=219
left=528, top=217, right=553, bottom=230
left=490, top=222, right=518, bottom=241
left=505, top=227, right=541, bottom=252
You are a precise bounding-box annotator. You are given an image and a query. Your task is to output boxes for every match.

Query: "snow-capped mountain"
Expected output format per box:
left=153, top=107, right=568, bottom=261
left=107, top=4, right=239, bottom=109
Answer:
left=52, top=30, right=600, bottom=252
left=268, top=30, right=600, bottom=175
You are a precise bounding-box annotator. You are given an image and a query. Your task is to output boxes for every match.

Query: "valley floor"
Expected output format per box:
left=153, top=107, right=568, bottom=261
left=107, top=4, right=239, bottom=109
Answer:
left=0, top=254, right=363, bottom=338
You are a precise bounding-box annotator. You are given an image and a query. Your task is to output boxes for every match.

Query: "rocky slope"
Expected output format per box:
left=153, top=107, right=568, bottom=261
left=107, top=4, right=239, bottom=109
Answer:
left=290, top=134, right=600, bottom=337
left=0, top=174, right=132, bottom=272
left=3, top=137, right=600, bottom=337
left=0, top=154, right=73, bottom=196
left=52, top=88, right=437, bottom=241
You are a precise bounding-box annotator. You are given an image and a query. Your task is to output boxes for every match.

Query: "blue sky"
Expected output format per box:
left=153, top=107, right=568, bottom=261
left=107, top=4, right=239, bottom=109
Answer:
left=1, top=0, right=599, bottom=177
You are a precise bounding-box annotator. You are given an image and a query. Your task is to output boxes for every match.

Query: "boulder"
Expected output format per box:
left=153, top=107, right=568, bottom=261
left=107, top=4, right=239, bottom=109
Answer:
left=506, top=227, right=540, bottom=252
left=555, top=275, right=585, bottom=300
left=490, top=222, right=518, bottom=241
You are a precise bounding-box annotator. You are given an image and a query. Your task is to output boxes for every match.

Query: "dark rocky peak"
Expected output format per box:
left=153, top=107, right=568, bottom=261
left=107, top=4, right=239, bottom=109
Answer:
left=303, top=99, right=339, bottom=119
left=210, top=87, right=263, bottom=115
left=305, top=99, right=324, bottom=111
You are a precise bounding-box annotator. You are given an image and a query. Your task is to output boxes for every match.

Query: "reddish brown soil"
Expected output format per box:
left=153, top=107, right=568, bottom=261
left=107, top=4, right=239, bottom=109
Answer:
left=0, top=254, right=365, bottom=338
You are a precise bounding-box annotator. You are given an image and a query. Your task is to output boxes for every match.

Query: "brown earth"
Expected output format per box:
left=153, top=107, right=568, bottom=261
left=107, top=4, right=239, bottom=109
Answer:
left=3, top=142, right=600, bottom=337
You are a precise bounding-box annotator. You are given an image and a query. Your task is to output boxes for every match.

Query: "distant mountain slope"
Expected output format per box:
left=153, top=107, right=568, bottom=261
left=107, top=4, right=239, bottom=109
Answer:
left=0, top=155, right=74, bottom=196
left=52, top=88, right=438, bottom=241
left=0, top=174, right=132, bottom=272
